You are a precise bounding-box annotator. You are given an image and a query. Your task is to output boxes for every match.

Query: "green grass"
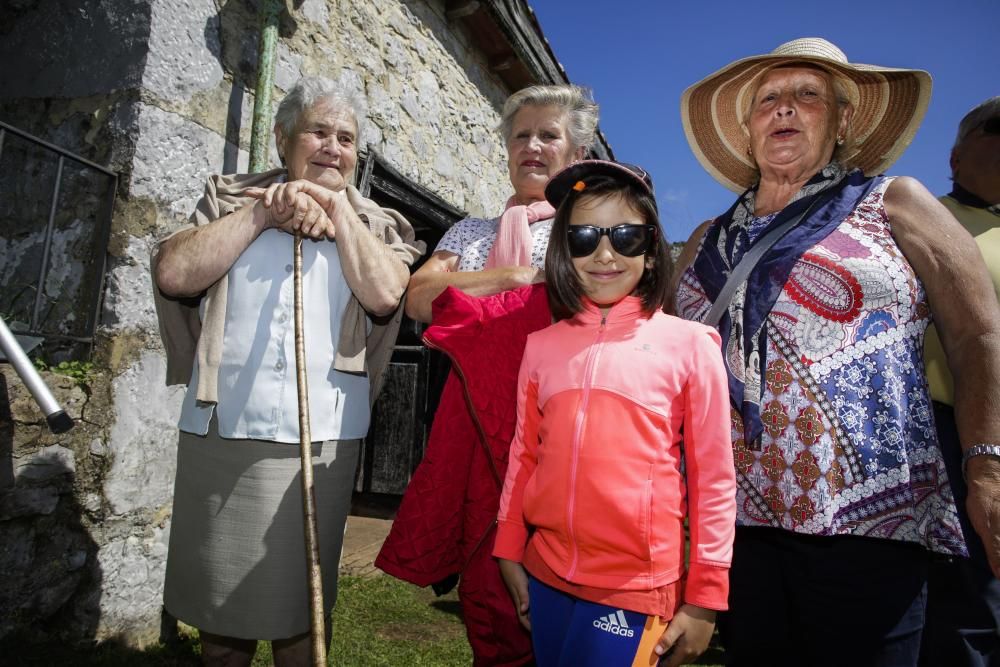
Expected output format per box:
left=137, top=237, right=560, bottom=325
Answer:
left=1, top=575, right=469, bottom=666
left=1, top=575, right=723, bottom=665
left=327, top=575, right=471, bottom=666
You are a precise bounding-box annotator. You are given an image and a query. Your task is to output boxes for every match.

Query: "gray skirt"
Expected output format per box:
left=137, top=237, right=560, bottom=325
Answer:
left=163, top=426, right=359, bottom=640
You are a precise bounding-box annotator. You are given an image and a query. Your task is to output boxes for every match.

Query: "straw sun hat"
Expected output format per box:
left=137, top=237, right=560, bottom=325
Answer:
left=680, top=37, right=932, bottom=192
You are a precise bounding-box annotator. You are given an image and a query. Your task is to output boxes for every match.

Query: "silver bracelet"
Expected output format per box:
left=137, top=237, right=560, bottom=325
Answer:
left=962, top=443, right=1000, bottom=480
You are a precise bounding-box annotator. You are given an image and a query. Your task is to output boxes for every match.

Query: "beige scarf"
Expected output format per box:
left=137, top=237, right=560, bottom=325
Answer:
left=151, top=168, right=424, bottom=406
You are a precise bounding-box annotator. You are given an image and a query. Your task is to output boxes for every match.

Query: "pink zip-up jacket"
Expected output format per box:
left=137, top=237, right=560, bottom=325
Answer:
left=493, top=296, right=736, bottom=612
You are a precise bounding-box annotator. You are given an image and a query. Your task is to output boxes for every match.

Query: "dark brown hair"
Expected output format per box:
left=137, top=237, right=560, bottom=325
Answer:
left=545, top=175, right=673, bottom=321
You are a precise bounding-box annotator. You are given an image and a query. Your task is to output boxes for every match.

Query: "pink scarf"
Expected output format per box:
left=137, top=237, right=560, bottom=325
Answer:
left=484, top=197, right=556, bottom=269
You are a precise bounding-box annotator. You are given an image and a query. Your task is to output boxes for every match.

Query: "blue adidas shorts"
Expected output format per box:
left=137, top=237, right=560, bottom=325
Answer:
left=528, top=576, right=669, bottom=666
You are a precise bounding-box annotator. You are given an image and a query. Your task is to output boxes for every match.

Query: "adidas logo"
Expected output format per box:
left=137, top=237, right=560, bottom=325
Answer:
left=592, top=610, right=635, bottom=638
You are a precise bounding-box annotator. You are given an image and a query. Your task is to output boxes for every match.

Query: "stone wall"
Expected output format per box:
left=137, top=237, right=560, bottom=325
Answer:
left=0, top=0, right=518, bottom=645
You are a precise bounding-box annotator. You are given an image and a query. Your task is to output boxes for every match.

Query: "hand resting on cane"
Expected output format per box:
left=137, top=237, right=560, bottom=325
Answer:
left=245, top=181, right=335, bottom=240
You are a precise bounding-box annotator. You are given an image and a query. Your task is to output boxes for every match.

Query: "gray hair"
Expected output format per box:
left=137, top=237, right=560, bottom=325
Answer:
left=827, top=73, right=855, bottom=166
left=274, top=76, right=367, bottom=142
left=953, top=96, right=1000, bottom=150
left=499, top=84, right=599, bottom=151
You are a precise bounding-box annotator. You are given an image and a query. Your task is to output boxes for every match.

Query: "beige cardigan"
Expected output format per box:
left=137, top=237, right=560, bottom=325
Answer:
left=151, top=168, right=424, bottom=408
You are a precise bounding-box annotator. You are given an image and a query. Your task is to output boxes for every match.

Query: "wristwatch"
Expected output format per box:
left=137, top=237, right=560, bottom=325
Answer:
left=962, top=443, right=1000, bottom=480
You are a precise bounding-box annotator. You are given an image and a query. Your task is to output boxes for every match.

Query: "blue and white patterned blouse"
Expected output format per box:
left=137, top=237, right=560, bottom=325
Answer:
left=677, top=178, right=967, bottom=557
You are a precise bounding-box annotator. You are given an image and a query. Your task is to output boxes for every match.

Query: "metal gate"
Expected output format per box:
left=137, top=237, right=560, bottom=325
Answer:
left=0, top=120, right=117, bottom=361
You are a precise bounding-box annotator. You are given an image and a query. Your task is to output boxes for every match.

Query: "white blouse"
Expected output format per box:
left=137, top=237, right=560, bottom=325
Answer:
left=178, top=229, right=370, bottom=443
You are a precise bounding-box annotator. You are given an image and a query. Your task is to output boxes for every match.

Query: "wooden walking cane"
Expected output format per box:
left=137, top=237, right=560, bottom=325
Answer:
left=246, top=0, right=325, bottom=659
left=293, top=232, right=327, bottom=666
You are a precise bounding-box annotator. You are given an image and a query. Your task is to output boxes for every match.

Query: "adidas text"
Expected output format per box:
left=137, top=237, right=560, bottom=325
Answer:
left=593, top=611, right=635, bottom=638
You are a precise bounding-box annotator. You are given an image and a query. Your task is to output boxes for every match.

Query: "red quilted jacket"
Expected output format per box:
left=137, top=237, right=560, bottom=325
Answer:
left=376, top=284, right=551, bottom=585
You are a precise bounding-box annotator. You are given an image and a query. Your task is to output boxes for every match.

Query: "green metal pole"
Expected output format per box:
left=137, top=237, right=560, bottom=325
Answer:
left=249, top=0, right=281, bottom=172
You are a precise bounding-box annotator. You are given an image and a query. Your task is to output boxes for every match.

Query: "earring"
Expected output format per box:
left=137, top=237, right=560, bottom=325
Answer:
left=836, top=136, right=844, bottom=146
left=747, top=144, right=753, bottom=157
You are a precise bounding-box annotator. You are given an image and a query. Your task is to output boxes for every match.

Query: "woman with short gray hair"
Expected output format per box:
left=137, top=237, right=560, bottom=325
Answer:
left=404, top=83, right=598, bottom=322
left=153, top=75, right=421, bottom=666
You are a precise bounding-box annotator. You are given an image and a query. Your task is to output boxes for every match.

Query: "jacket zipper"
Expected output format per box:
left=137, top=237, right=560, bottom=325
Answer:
left=566, top=309, right=608, bottom=580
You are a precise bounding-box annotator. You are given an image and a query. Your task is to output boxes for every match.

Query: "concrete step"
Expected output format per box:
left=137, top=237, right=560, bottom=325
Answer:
left=339, top=515, right=392, bottom=578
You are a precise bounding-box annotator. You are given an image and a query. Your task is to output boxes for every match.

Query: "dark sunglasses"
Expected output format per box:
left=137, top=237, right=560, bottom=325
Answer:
left=981, top=117, right=1000, bottom=135
left=566, top=224, right=658, bottom=258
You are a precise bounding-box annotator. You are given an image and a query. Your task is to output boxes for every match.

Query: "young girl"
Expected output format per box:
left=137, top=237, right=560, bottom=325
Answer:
left=493, top=160, right=736, bottom=667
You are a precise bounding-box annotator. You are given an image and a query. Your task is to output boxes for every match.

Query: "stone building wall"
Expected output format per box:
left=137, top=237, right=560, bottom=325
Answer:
left=0, top=0, right=519, bottom=644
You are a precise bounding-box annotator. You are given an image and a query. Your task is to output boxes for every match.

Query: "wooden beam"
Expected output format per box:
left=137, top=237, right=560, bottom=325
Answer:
left=445, top=0, right=481, bottom=20
left=489, top=54, right=517, bottom=72
left=481, top=0, right=564, bottom=85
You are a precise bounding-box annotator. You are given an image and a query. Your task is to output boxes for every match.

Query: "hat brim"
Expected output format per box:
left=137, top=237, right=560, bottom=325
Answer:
left=545, top=160, right=654, bottom=208
left=680, top=51, right=931, bottom=192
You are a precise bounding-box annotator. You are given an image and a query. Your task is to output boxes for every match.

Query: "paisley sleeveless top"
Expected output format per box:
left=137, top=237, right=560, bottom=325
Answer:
left=677, top=178, right=966, bottom=556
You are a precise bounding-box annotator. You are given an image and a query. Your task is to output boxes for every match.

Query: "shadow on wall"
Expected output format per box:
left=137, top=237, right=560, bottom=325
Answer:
left=0, top=373, right=103, bottom=647
left=208, top=0, right=307, bottom=174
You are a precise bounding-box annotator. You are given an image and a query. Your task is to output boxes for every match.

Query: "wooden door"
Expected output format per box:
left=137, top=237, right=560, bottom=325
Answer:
left=353, top=151, right=463, bottom=514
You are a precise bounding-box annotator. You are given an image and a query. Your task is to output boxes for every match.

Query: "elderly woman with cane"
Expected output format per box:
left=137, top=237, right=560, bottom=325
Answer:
left=152, top=76, right=422, bottom=666
left=673, top=38, right=1000, bottom=666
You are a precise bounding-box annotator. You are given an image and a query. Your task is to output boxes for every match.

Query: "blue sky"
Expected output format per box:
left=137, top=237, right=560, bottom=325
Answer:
left=532, top=0, right=999, bottom=243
